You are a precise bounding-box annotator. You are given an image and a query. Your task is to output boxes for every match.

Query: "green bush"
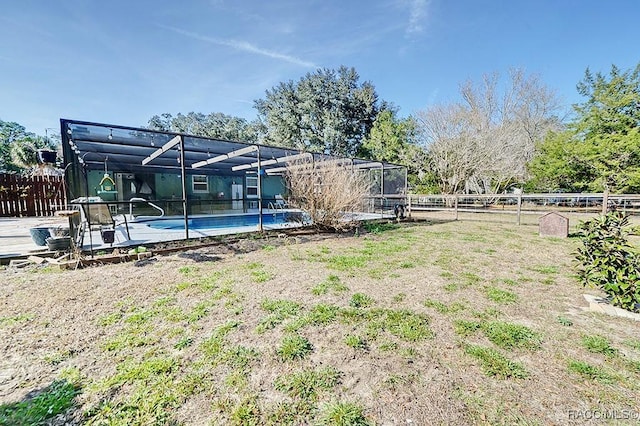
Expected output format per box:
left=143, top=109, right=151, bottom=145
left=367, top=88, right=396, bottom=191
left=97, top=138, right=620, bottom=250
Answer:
left=576, top=211, right=640, bottom=313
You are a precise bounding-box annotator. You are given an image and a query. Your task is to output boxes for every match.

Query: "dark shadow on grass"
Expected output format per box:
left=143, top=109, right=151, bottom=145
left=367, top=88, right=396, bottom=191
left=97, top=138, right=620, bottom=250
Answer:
left=0, top=379, right=82, bottom=425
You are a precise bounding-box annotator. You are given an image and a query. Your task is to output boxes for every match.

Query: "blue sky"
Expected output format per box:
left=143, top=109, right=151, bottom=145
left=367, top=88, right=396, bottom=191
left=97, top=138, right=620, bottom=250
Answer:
left=1, top=0, right=639, bottom=137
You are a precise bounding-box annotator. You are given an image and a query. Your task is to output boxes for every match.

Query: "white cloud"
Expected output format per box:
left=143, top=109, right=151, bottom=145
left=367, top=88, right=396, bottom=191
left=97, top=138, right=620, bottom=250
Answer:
left=406, top=0, right=429, bottom=37
left=159, top=24, right=317, bottom=68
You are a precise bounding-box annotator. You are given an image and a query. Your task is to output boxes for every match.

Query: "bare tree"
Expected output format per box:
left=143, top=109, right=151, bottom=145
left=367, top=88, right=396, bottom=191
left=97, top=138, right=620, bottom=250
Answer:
left=284, top=158, right=371, bottom=231
left=416, top=69, right=563, bottom=194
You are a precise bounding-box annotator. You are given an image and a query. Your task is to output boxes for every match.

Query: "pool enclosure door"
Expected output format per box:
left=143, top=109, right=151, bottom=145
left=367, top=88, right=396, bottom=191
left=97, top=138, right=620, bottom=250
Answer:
left=232, top=183, right=243, bottom=210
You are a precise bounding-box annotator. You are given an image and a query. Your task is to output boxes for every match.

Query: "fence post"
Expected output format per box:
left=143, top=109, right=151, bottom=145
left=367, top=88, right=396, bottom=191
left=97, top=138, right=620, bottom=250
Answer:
left=602, top=190, right=609, bottom=215
left=516, top=193, right=522, bottom=225
left=407, top=194, right=412, bottom=218
left=454, top=195, right=459, bottom=221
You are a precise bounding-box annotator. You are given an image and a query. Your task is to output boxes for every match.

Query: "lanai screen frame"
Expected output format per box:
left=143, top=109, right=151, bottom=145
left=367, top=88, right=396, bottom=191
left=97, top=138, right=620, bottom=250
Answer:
left=61, top=118, right=406, bottom=242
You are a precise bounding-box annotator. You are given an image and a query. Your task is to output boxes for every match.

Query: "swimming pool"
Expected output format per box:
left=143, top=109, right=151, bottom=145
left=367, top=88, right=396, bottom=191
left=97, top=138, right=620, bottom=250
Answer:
left=134, top=211, right=306, bottom=230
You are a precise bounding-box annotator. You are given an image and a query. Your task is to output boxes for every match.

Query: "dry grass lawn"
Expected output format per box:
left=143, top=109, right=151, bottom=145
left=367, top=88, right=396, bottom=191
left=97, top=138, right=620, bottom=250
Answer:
left=1, top=219, right=639, bottom=425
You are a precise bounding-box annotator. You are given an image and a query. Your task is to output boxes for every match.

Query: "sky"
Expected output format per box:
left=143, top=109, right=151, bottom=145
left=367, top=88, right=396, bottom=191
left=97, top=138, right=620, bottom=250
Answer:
left=1, top=0, right=639, bottom=137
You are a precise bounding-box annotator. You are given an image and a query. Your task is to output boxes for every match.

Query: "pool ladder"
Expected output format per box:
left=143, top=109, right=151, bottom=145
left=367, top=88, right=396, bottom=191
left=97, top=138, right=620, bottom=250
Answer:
left=267, top=200, right=287, bottom=215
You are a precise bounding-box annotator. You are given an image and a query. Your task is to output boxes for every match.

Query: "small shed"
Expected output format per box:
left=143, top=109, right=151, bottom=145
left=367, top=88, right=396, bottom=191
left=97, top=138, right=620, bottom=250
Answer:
left=539, top=212, right=569, bottom=238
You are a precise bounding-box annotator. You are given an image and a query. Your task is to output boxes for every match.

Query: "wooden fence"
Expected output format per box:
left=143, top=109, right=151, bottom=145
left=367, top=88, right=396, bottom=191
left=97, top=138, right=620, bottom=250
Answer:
left=0, top=174, right=67, bottom=217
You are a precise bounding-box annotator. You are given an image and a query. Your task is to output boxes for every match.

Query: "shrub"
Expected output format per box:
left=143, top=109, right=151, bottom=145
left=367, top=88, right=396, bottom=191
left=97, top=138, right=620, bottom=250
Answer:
left=576, top=211, right=640, bottom=313
left=285, top=158, right=371, bottom=232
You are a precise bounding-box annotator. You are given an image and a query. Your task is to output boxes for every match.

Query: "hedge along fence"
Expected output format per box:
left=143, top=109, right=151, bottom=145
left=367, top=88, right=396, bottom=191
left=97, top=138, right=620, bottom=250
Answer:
left=406, top=193, right=640, bottom=225
left=0, top=174, right=67, bottom=217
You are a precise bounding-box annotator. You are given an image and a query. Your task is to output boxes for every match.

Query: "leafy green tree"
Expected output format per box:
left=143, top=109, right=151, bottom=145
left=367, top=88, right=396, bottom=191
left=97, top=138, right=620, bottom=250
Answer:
left=528, top=63, right=640, bottom=193
left=359, top=109, right=435, bottom=191
left=254, top=66, right=380, bottom=157
left=0, top=120, right=55, bottom=173
left=360, top=109, right=417, bottom=163
left=146, top=112, right=260, bottom=142
left=1, top=120, right=29, bottom=171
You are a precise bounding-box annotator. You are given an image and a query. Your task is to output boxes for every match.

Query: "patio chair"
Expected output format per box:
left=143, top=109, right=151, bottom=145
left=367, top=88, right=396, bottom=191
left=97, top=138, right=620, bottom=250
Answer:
left=73, top=197, right=129, bottom=247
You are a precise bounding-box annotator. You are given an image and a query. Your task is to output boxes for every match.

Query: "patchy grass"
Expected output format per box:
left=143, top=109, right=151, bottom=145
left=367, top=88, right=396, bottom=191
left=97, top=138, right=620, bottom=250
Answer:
left=362, top=221, right=398, bottom=234
left=424, top=298, right=466, bottom=314
left=623, top=338, right=640, bottom=351
left=350, top=293, right=374, bottom=308
left=567, top=360, right=616, bottom=384
left=464, top=344, right=528, bottom=379
left=581, top=335, right=618, bottom=357
left=481, top=321, right=542, bottom=351
left=0, top=313, right=35, bottom=327
left=318, top=401, right=372, bottom=426
left=371, top=309, right=433, bottom=342
left=275, top=366, right=341, bottom=400
left=277, top=334, right=313, bottom=361
left=392, top=293, right=406, bottom=303
left=344, top=334, right=368, bottom=350
left=256, top=298, right=301, bottom=333
left=4, top=218, right=638, bottom=424
left=556, top=316, right=573, bottom=326
left=312, top=274, right=349, bottom=295
left=453, top=319, right=482, bottom=337
left=0, top=379, right=80, bottom=425
left=484, top=286, right=518, bottom=304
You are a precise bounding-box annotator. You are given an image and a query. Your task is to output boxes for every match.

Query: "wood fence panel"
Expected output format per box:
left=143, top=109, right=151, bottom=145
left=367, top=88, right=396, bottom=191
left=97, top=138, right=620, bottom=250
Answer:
left=0, top=174, right=67, bottom=217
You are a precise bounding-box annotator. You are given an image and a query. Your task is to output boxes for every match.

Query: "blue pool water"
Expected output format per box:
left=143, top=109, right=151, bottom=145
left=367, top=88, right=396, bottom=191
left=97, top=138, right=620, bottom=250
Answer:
left=138, top=212, right=293, bottom=230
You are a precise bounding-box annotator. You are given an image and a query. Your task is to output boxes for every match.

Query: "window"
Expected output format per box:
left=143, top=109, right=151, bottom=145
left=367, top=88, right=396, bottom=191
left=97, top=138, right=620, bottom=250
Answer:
left=246, top=176, right=258, bottom=198
left=192, top=175, right=208, bottom=193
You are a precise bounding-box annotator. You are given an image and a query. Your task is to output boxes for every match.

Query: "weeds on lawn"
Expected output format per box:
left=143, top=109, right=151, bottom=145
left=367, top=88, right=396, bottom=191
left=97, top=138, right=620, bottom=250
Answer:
left=344, top=334, right=368, bottom=350
left=178, top=265, right=199, bottom=275
left=256, top=299, right=301, bottom=333
left=443, top=272, right=482, bottom=292
left=530, top=265, right=559, bottom=275
left=286, top=304, right=340, bottom=332
left=277, top=334, right=313, bottom=361
left=362, top=221, right=398, bottom=234
left=568, top=359, right=616, bottom=384
left=453, top=319, right=482, bottom=337
left=174, top=336, right=194, bottom=350
left=581, top=335, right=618, bottom=357
left=327, top=254, right=368, bottom=271
left=275, top=367, right=341, bottom=400
left=464, top=344, right=528, bottom=379
left=0, top=313, right=35, bottom=327
left=372, top=309, right=433, bottom=342
left=200, top=320, right=240, bottom=360
left=392, top=293, right=406, bottom=303
left=455, top=319, right=541, bottom=351
left=312, top=275, right=349, bottom=295
left=350, top=293, right=374, bottom=308
left=485, top=286, right=518, bottom=304
left=424, top=298, right=467, bottom=314
left=481, top=321, right=542, bottom=351
left=623, top=338, right=640, bottom=351
left=318, top=401, right=372, bottom=426
left=230, top=396, right=261, bottom=425
left=0, top=379, right=80, bottom=425
left=556, top=316, right=573, bottom=326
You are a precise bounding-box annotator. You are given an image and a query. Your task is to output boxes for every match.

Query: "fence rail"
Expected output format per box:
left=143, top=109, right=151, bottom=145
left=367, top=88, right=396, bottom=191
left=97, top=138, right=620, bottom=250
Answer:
left=0, top=174, right=67, bottom=217
left=406, top=193, right=640, bottom=224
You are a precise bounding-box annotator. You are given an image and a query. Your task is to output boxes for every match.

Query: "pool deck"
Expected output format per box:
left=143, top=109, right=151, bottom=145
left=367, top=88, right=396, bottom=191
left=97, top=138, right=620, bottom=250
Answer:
left=0, top=216, right=70, bottom=260
left=0, top=211, right=392, bottom=262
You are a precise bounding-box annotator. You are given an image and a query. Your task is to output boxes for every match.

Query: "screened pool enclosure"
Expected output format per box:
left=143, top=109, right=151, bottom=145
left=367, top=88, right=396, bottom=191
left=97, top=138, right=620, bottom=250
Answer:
left=61, top=119, right=407, bottom=251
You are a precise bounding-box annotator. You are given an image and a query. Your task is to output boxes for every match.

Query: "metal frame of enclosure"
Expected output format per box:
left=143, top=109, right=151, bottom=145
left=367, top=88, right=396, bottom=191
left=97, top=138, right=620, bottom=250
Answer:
left=60, top=119, right=406, bottom=250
